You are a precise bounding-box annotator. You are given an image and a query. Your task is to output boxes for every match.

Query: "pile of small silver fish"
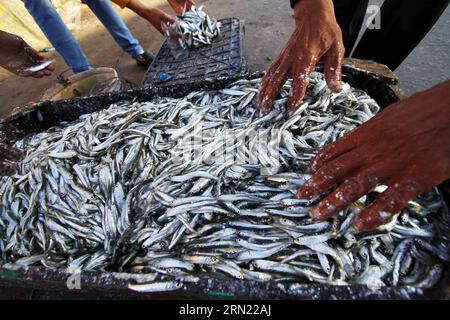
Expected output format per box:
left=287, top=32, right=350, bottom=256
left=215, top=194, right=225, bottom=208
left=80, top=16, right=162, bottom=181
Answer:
left=0, top=72, right=449, bottom=293
left=166, top=5, right=221, bottom=49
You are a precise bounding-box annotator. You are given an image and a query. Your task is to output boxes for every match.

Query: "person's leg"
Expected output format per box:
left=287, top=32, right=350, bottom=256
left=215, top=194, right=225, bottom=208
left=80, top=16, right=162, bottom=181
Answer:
left=23, top=0, right=92, bottom=73
left=333, top=0, right=369, bottom=56
left=83, top=0, right=144, bottom=58
left=353, top=0, right=450, bottom=70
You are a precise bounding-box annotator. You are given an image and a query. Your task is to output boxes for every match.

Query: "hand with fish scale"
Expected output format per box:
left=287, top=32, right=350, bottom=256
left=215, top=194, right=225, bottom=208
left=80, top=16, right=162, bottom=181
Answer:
left=297, top=80, right=450, bottom=231
left=257, top=0, right=344, bottom=115
left=0, top=31, right=54, bottom=78
left=125, top=0, right=176, bottom=34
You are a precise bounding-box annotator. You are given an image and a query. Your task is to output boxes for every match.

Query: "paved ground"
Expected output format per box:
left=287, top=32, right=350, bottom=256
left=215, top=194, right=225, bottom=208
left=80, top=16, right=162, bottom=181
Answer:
left=0, top=0, right=448, bottom=117
left=395, top=3, right=450, bottom=95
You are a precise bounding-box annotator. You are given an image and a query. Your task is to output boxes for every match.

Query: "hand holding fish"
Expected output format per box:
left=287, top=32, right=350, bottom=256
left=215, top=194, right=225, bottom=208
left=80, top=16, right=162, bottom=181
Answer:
left=167, top=0, right=196, bottom=15
left=257, top=0, right=344, bottom=115
left=0, top=142, right=23, bottom=176
left=125, top=0, right=176, bottom=34
left=297, top=80, right=450, bottom=231
left=0, top=31, right=54, bottom=78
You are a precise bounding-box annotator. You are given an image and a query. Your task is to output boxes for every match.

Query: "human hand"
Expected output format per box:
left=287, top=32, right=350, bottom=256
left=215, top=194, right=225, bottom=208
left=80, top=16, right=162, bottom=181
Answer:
left=296, top=80, right=450, bottom=231
left=126, top=0, right=176, bottom=34
left=0, top=142, right=23, bottom=176
left=256, top=0, right=344, bottom=115
left=141, top=7, right=176, bottom=34
left=167, top=0, right=195, bottom=15
left=0, top=31, right=54, bottom=78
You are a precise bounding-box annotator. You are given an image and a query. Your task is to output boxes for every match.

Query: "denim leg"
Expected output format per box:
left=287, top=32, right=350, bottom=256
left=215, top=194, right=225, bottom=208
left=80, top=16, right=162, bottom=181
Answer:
left=83, top=0, right=144, bottom=58
left=23, top=0, right=92, bottom=73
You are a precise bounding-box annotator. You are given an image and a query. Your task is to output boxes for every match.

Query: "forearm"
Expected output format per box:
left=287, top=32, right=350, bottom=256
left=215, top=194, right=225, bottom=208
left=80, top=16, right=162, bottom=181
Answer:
left=111, top=0, right=160, bottom=18
left=291, top=0, right=336, bottom=23
left=431, top=79, right=450, bottom=97
left=417, top=80, right=450, bottom=117
left=118, top=0, right=163, bottom=20
left=124, top=0, right=149, bottom=17
left=290, top=0, right=332, bottom=8
left=110, top=0, right=131, bottom=9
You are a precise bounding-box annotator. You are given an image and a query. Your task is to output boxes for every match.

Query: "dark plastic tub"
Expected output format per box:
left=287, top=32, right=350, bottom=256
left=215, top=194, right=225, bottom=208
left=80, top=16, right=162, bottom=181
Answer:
left=0, top=59, right=448, bottom=300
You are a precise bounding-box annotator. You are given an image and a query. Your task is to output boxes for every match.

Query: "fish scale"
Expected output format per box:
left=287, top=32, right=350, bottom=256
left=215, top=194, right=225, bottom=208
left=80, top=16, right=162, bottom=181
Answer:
left=0, top=72, right=449, bottom=293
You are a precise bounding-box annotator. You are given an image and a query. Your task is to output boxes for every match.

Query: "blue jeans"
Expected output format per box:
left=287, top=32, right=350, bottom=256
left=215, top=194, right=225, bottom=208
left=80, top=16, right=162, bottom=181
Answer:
left=23, top=0, right=144, bottom=73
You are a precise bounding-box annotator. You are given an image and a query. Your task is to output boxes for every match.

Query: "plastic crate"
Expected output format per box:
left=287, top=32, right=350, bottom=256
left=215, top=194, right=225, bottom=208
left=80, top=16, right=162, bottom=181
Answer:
left=141, top=18, right=247, bottom=87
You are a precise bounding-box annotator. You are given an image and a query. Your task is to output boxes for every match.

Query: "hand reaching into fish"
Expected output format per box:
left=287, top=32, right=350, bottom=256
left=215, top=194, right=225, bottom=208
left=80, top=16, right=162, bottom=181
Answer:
left=0, top=142, right=23, bottom=176
left=0, top=30, right=54, bottom=78
left=125, top=0, right=176, bottom=34
left=297, top=80, right=450, bottom=231
left=257, top=0, right=344, bottom=115
left=167, top=0, right=196, bottom=15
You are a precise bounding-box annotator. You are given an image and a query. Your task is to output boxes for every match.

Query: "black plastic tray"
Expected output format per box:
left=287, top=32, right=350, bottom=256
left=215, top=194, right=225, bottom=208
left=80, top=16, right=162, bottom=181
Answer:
left=0, top=60, right=448, bottom=300
left=141, top=18, right=247, bottom=88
